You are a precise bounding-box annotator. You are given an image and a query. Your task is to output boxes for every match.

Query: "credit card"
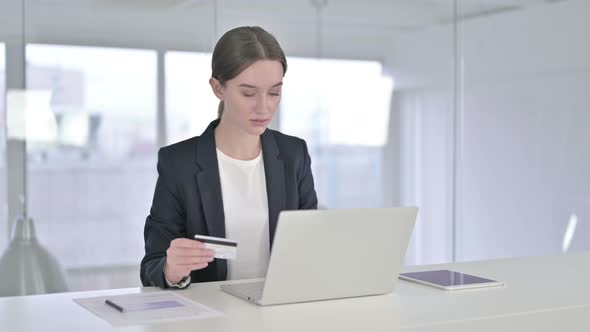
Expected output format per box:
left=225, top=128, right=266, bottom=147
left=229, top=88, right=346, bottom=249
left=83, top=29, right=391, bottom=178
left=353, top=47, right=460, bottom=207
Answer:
left=194, top=234, right=238, bottom=260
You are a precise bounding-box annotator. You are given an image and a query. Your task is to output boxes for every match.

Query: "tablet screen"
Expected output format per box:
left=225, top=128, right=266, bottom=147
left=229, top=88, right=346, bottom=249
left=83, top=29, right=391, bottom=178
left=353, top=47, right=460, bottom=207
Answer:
left=400, top=270, right=497, bottom=287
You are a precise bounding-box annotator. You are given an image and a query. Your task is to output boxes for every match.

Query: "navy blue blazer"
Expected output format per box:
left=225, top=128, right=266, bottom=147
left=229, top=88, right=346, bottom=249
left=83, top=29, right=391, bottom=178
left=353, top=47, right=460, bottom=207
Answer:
left=140, top=119, right=318, bottom=287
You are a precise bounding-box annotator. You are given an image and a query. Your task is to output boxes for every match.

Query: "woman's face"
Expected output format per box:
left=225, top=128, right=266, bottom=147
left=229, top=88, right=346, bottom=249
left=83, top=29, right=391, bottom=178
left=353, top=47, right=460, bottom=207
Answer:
left=211, top=59, right=283, bottom=136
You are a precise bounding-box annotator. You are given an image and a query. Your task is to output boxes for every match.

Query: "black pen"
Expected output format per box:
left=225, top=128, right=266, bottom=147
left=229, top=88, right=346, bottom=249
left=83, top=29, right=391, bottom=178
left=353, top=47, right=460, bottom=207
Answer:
left=105, top=299, right=125, bottom=313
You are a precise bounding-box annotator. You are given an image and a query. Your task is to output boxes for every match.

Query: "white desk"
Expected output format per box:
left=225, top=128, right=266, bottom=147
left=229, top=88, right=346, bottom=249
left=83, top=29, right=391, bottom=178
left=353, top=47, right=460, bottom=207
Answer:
left=1, top=252, right=589, bottom=331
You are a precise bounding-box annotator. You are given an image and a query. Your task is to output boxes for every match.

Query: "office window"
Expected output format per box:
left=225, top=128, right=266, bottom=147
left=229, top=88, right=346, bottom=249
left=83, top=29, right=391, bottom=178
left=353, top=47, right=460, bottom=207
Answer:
left=24, top=44, right=157, bottom=289
left=281, top=58, right=392, bottom=147
left=280, top=58, right=393, bottom=209
left=165, top=51, right=218, bottom=144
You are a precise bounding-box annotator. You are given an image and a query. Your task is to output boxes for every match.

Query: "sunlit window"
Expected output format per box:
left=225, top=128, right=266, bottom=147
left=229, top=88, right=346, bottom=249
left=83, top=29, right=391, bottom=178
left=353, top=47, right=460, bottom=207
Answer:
left=26, top=44, right=157, bottom=161
left=24, top=45, right=158, bottom=279
left=281, top=57, right=393, bottom=209
left=281, top=58, right=393, bottom=147
left=165, top=51, right=218, bottom=144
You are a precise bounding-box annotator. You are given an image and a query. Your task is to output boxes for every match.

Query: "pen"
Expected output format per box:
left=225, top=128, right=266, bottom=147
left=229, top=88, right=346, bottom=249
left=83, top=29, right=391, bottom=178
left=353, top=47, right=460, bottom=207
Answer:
left=105, top=299, right=125, bottom=313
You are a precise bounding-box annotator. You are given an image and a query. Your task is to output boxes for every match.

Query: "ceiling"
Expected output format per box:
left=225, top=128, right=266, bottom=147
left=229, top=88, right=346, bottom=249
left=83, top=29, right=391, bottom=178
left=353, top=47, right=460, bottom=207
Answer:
left=25, top=0, right=565, bottom=29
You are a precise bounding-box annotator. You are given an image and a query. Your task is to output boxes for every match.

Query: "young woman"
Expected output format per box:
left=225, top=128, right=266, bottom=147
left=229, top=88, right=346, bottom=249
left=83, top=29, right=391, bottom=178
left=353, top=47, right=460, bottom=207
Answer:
left=141, top=26, right=318, bottom=288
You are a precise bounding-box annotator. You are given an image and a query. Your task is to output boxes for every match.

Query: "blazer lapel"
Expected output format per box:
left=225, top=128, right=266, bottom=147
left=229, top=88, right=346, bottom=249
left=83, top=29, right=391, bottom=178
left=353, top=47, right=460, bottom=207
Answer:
left=261, top=130, right=286, bottom=248
left=194, top=120, right=227, bottom=279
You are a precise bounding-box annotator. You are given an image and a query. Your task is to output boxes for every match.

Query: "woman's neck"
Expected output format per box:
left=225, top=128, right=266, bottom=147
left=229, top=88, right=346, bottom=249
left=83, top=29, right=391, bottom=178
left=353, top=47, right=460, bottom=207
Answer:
left=214, top=119, right=262, bottom=160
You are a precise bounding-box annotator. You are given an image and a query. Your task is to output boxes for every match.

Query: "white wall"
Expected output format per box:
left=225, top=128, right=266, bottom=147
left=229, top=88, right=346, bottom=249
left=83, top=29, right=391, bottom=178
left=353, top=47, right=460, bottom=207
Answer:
left=389, top=0, right=590, bottom=262
left=459, top=0, right=590, bottom=260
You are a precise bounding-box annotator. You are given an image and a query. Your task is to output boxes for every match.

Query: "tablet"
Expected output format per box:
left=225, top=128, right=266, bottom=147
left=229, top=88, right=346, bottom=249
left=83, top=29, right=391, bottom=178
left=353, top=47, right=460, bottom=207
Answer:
left=399, top=270, right=504, bottom=290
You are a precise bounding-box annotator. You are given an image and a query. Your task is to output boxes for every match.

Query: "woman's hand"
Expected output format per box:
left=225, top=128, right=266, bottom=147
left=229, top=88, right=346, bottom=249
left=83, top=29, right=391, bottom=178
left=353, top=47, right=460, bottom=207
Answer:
left=164, top=238, right=215, bottom=284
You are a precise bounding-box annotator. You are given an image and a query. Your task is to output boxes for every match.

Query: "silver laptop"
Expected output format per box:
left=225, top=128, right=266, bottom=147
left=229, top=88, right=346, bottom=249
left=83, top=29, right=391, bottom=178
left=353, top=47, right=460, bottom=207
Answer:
left=221, top=207, right=417, bottom=306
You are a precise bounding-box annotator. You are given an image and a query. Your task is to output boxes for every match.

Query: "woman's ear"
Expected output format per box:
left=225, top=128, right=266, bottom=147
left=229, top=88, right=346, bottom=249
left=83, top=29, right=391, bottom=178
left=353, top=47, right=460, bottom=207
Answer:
left=209, top=77, right=224, bottom=100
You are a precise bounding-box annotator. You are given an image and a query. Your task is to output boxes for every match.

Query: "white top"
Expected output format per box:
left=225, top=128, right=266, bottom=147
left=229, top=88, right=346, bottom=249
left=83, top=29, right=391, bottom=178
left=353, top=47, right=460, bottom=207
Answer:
left=216, top=148, right=270, bottom=280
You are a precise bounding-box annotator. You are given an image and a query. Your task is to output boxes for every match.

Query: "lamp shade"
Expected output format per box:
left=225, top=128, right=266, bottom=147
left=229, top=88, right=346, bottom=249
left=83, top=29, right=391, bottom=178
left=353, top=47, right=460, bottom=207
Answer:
left=0, top=216, right=68, bottom=297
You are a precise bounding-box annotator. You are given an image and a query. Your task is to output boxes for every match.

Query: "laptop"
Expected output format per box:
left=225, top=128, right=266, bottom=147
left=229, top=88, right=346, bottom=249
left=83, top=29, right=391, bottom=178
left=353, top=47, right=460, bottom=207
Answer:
left=221, top=207, right=417, bottom=305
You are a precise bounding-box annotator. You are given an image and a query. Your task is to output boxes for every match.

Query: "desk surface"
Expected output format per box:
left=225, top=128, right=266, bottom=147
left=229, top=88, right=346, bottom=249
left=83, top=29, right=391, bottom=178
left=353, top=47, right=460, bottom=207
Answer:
left=1, top=251, right=589, bottom=331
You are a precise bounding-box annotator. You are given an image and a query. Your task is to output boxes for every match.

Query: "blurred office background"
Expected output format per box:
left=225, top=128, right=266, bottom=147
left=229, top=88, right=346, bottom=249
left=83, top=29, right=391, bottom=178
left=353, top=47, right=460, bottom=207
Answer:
left=0, top=0, right=588, bottom=295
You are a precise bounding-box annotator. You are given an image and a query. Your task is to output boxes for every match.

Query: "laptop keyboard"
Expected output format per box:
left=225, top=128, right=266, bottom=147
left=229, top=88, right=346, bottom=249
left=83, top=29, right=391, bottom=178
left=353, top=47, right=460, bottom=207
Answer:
left=230, top=281, right=264, bottom=300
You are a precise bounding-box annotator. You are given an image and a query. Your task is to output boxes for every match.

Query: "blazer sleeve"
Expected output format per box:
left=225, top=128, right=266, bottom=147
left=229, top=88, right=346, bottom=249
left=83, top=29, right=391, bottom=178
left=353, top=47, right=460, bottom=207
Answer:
left=140, top=147, right=188, bottom=288
left=298, top=139, right=319, bottom=210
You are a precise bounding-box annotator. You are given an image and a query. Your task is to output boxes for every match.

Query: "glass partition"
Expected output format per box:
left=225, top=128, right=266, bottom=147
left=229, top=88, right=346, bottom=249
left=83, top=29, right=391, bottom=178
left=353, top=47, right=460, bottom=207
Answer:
left=457, top=0, right=590, bottom=260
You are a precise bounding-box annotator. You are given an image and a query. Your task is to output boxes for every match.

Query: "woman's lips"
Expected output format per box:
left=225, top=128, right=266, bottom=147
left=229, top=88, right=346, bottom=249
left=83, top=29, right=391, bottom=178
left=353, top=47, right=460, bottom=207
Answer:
left=250, top=119, right=270, bottom=126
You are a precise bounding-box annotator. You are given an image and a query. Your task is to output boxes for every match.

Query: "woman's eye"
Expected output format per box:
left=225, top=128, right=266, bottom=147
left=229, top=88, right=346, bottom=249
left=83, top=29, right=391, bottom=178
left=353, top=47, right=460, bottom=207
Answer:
left=242, top=93, right=255, bottom=97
